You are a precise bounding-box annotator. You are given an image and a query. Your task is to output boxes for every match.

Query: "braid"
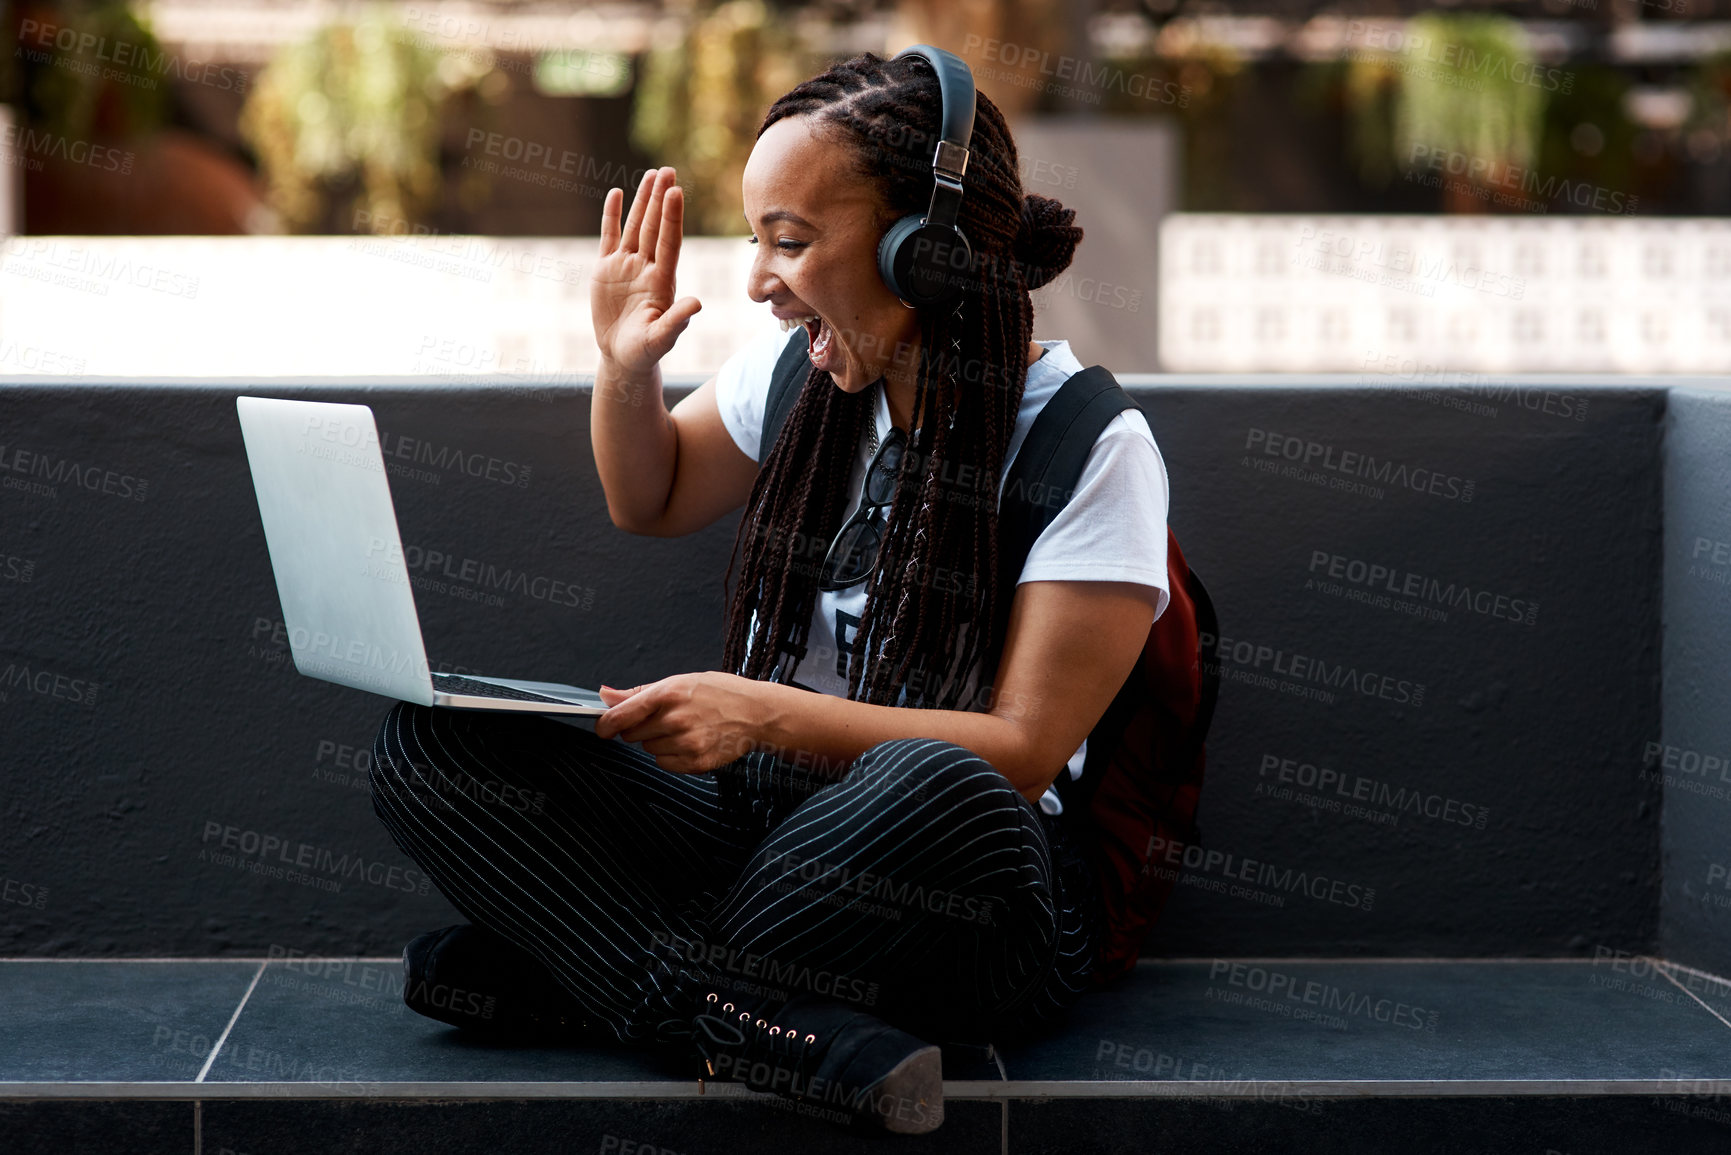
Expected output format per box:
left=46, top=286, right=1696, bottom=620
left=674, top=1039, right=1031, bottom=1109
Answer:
left=723, top=51, right=1077, bottom=712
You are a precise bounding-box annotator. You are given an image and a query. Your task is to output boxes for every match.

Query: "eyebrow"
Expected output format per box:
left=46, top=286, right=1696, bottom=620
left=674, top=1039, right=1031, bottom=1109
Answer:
left=748, top=209, right=816, bottom=229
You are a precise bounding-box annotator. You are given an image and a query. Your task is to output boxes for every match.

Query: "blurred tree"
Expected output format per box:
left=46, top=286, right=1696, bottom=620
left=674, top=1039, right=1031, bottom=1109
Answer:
left=9, top=0, right=267, bottom=233
left=18, top=0, right=169, bottom=140
left=1345, top=14, right=1547, bottom=212
left=888, top=0, right=1080, bottom=119
left=630, top=0, right=807, bottom=236
left=239, top=7, right=488, bottom=233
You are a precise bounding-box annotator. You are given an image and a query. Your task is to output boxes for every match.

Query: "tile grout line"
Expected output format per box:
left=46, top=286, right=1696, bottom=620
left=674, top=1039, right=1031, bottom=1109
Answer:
left=1655, top=959, right=1731, bottom=1031
left=195, top=961, right=267, bottom=1084
left=1658, top=957, right=1731, bottom=990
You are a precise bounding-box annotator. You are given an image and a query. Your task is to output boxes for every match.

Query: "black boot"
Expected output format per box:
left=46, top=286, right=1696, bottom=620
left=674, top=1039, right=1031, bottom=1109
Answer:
left=669, top=989, right=944, bottom=1135
left=401, top=924, right=594, bottom=1041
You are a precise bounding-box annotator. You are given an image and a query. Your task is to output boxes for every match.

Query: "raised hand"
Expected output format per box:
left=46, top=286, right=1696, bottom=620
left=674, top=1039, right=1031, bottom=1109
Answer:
left=592, top=167, right=703, bottom=376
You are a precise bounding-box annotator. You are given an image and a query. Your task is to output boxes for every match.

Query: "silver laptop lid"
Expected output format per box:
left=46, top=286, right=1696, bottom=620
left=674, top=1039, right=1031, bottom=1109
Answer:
left=236, top=396, right=435, bottom=705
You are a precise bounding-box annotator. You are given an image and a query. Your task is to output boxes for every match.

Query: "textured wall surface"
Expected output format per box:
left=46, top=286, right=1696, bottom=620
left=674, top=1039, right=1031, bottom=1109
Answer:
left=1659, top=389, right=1731, bottom=975
left=0, top=378, right=1682, bottom=962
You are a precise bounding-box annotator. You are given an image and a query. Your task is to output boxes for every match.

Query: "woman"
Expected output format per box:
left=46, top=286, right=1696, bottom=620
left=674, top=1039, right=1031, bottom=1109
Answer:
left=370, top=50, right=1170, bottom=1135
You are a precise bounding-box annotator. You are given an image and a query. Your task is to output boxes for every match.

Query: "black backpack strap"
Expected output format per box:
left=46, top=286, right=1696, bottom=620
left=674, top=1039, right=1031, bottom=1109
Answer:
left=997, top=365, right=1139, bottom=590
left=758, top=328, right=813, bottom=461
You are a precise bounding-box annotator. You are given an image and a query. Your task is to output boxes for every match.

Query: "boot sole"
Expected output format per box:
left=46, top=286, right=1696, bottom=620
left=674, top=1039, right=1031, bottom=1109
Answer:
left=876, top=1043, right=944, bottom=1135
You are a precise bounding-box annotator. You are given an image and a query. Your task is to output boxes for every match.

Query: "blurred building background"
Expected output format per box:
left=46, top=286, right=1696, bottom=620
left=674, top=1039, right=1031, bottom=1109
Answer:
left=2, top=0, right=1727, bottom=375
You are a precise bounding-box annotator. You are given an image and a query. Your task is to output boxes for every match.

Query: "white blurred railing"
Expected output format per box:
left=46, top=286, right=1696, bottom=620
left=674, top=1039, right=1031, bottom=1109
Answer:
left=1159, top=214, right=1731, bottom=374
left=4, top=218, right=1728, bottom=379
left=0, top=234, right=775, bottom=380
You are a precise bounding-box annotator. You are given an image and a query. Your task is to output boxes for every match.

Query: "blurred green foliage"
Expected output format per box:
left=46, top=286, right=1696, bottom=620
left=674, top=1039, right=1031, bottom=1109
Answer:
left=1346, top=14, right=1546, bottom=188
left=18, top=1, right=169, bottom=140
left=630, top=0, right=807, bottom=235
left=239, top=6, right=486, bottom=233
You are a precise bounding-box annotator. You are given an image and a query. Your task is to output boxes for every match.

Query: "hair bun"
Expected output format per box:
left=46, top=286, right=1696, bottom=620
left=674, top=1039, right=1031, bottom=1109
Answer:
left=1013, top=194, right=1082, bottom=290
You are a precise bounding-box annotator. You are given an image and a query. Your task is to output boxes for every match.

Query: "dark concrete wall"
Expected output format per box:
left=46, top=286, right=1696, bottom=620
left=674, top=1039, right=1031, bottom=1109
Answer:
left=0, top=378, right=1676, bottom=962
left=1659, top=389, right=1731, bottom=974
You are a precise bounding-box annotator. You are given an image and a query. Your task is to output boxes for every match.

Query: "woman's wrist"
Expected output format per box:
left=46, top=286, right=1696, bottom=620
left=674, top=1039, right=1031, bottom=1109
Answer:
left=747, top=677, right=798, bottom=761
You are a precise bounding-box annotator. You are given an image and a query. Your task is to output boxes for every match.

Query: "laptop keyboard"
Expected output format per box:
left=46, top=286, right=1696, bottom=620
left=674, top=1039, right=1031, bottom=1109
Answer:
left=431, top=674, right=588, bottom=705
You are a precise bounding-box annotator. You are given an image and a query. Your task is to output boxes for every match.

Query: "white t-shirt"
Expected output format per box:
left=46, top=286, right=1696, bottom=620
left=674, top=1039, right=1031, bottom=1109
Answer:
left=713, top=324, right=1171, bottom=785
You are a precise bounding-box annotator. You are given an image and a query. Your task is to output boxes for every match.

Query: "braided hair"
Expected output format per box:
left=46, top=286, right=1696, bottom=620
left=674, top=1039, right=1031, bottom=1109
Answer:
left=721, top=51, right=1082, bottom=710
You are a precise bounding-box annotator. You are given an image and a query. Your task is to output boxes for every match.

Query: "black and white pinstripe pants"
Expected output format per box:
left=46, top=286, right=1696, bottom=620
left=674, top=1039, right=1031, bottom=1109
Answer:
left=369, top=701, right=1100, bottom=1047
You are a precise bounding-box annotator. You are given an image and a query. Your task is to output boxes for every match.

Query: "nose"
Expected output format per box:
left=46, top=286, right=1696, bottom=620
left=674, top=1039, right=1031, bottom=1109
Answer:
left=746, top=245, right=778, bottom=305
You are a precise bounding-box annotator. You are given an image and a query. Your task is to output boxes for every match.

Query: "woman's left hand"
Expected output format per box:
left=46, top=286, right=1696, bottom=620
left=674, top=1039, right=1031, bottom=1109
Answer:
left=594, top=672, right=773, bottom=773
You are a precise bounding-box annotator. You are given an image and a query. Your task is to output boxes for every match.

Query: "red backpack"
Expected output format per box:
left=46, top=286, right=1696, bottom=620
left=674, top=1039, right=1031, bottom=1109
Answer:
left=994, top=365, right=1219, bottom=983
left=761, top=340, right=1219, bottom=984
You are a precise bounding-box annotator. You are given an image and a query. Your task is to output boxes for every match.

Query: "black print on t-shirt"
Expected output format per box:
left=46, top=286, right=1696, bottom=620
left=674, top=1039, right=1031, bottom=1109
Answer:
left=835, top=608, right=862, bottom=680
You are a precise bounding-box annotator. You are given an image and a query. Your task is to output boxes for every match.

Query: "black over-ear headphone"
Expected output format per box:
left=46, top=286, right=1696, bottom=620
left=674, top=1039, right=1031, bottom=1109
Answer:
left=875, top=45, right=977, bottom=310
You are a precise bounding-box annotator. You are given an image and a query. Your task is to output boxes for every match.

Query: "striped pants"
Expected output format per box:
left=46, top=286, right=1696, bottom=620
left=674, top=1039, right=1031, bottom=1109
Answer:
left=369, top=701, right=1099, bottom=1047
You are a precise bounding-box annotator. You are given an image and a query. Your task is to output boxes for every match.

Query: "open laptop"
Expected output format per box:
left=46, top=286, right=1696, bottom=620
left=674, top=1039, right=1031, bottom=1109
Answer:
left=236, top=395, right=606, bottom=716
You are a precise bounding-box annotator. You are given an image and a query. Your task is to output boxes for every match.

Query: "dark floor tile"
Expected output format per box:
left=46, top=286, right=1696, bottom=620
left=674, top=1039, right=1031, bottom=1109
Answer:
left=202, top=1096, right=1001, bottom=1154
left=1008, top=1096, right=1731, bottom=1155
left=0, top=961, right=261, bottom=1082
left=0, top=1100, right=192, bottom=1155
left=1001, top=960, right=1731, bottom=1084
left=204, top=959, right=671, bottom=1084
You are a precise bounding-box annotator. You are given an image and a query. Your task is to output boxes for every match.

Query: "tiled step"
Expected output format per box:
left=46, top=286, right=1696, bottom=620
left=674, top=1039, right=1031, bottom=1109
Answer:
left=3, top=958, right=1729, bottom=1153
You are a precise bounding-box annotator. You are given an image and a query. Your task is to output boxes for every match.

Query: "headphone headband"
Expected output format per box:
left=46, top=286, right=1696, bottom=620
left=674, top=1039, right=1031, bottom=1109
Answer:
left=877, top=45, right=978, bottom=308
left=894, top=45, right=975, bottom=154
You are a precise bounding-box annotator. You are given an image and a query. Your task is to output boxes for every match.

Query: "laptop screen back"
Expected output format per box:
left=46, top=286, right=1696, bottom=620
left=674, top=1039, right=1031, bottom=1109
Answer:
left=236, top=396, right=436, bottom=705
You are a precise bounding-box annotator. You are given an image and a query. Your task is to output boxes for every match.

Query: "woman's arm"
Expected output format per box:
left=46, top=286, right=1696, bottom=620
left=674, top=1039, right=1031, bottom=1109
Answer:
left=591, top=167, right=760, bottom=537
left=595, top=579, right=1158, bottom=804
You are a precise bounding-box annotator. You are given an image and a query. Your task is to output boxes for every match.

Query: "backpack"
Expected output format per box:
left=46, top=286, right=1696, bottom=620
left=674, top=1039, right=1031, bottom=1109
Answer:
left=758, top=332, right=1220, bottom=985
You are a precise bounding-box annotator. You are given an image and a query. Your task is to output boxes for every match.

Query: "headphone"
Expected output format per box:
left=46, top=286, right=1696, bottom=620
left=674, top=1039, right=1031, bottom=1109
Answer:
left=875, top=45, right=977, bottom=310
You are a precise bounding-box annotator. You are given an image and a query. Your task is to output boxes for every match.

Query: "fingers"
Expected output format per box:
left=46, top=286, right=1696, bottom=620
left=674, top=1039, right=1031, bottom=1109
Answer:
left=651, top=296, right=702, bottom=346
left=639, top=170, right=669, bottom=259
left=595, top=683, right=659, bottom=739
left=619, top=168, right=657, bottom=253
left=654, top=181, right=685, bottom=271
left=599, top=187, right=622, bottom=257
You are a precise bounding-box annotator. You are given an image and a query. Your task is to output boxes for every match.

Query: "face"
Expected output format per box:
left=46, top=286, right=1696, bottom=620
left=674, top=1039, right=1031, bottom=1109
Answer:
left=742, top=116, right=921, bottom=394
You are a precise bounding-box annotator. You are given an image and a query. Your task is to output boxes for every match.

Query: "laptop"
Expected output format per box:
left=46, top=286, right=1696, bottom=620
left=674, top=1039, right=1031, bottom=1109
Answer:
left=236, top=395, right=607, bottom=716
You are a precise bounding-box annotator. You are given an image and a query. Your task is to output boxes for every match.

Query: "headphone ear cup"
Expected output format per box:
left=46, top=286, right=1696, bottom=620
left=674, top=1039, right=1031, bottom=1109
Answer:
left=879, top=218, right=973, bottom=309
left=877, top=215, right=927, bottom=302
